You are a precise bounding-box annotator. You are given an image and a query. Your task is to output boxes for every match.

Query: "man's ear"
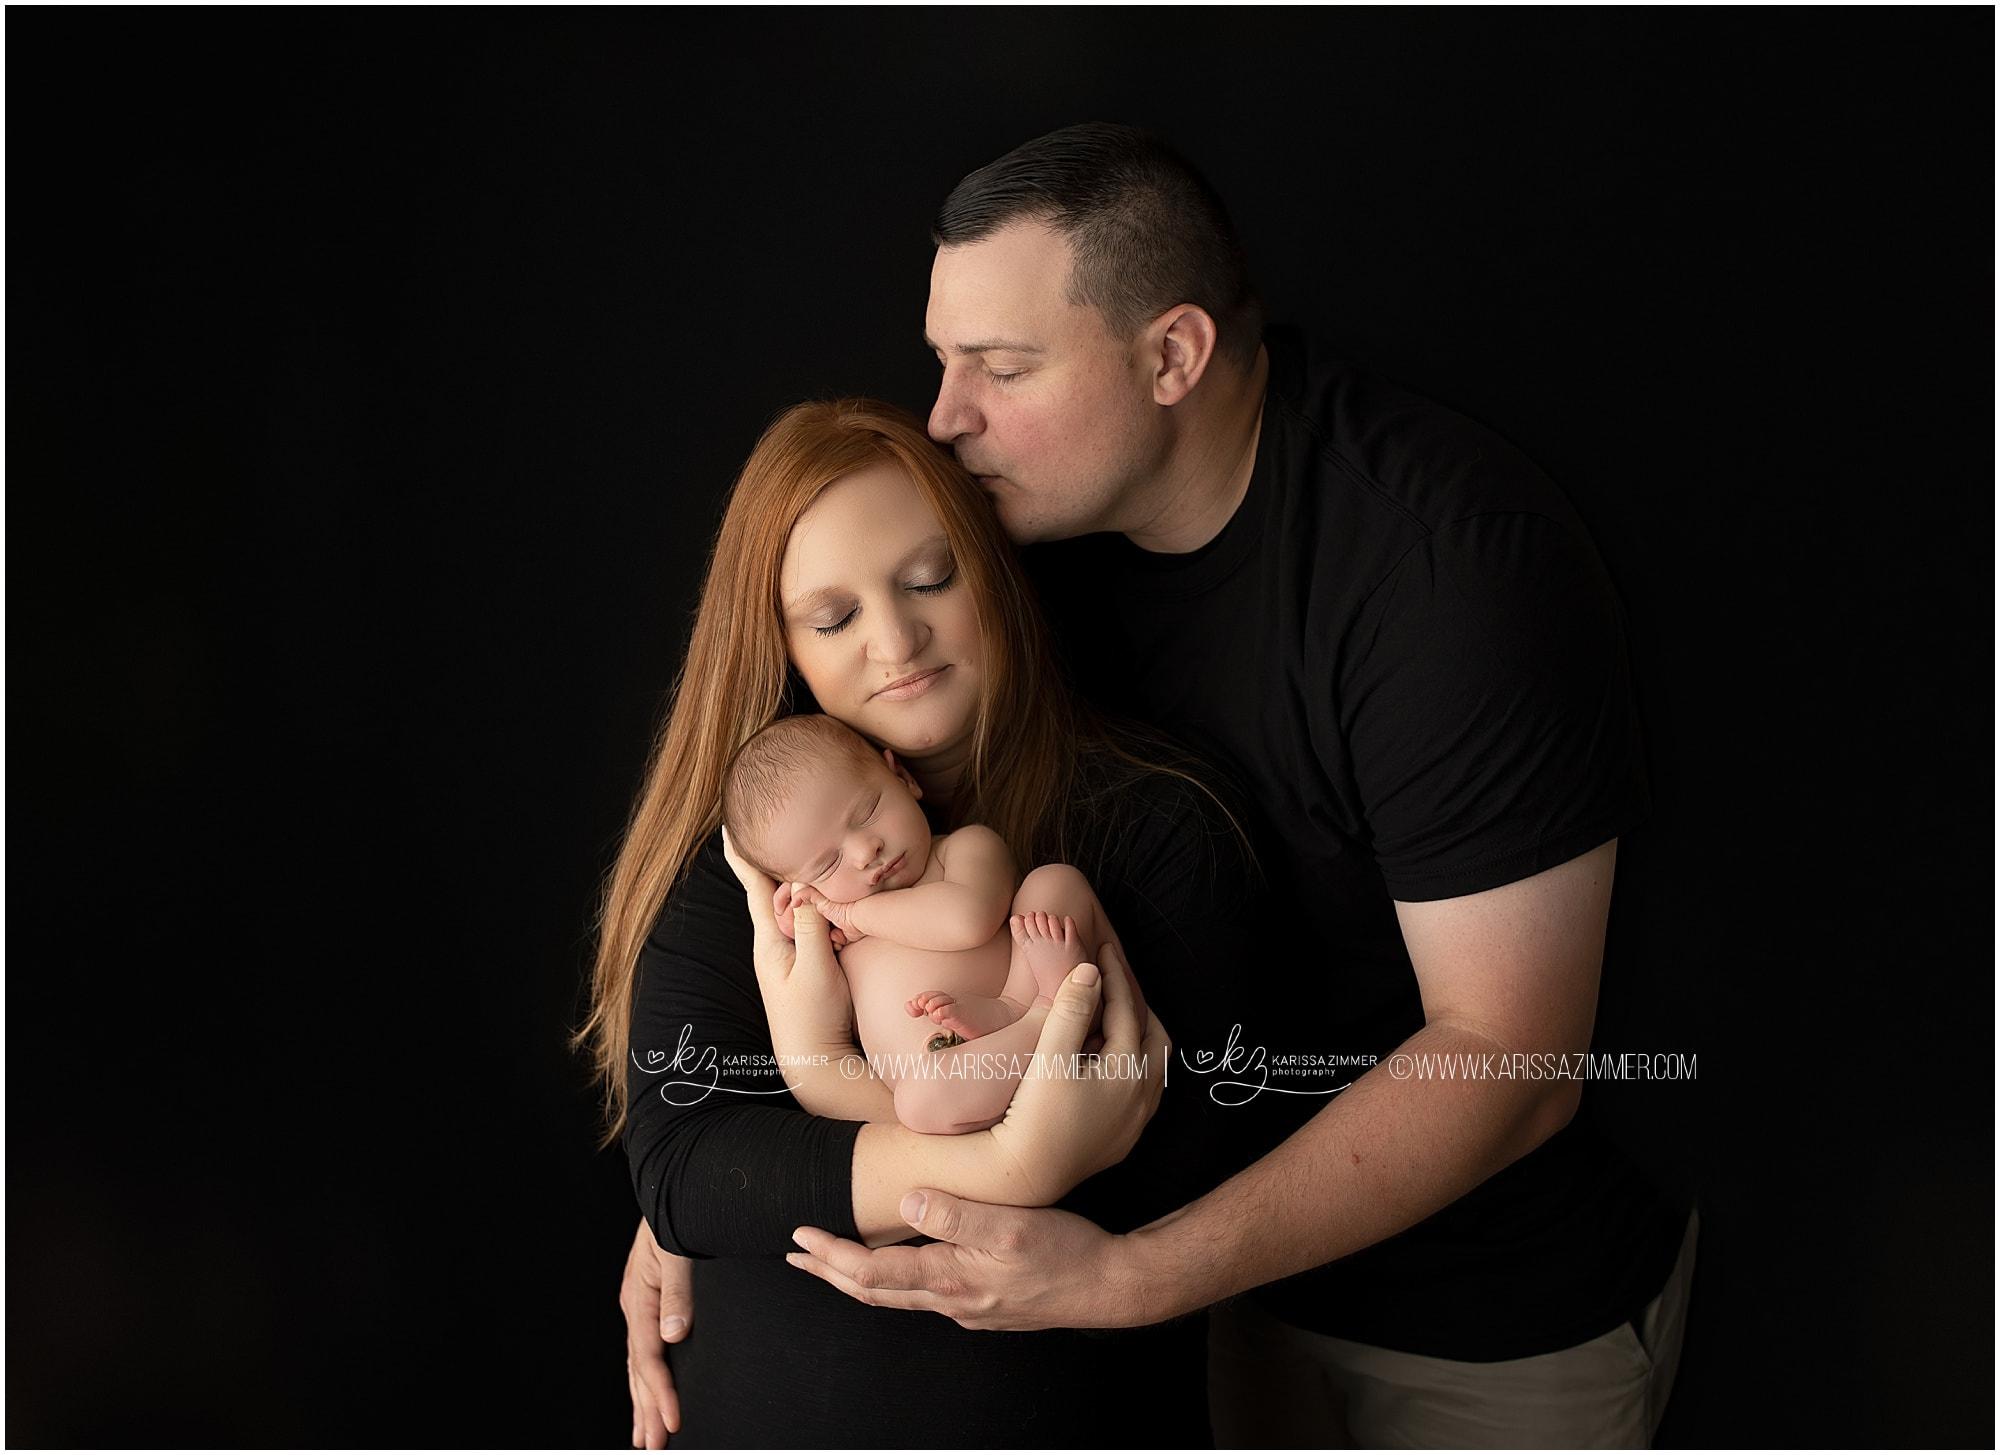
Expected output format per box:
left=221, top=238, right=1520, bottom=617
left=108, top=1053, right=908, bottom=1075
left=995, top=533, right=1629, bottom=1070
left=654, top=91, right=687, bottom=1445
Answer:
left=1150, top=304, right=1219, bottom=406
left=882, top=747, right=922, bottom=799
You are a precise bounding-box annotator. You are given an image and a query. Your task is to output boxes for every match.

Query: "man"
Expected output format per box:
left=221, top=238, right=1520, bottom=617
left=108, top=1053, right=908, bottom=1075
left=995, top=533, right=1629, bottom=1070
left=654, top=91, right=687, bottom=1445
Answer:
left=624, top=123, right=1696, bottom=1447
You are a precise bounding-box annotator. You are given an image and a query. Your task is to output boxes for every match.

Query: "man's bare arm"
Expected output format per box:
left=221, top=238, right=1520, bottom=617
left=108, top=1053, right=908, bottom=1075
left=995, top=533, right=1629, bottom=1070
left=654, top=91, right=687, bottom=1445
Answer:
left=1116, top=840, right=1615, bottom=1312
left=784, top=841, right=1619, bottom=1329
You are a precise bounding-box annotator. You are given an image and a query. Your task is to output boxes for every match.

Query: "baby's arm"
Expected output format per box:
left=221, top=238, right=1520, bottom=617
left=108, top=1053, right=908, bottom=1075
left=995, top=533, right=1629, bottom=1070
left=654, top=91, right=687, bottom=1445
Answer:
left=828, top=825, right=1016, bottom=951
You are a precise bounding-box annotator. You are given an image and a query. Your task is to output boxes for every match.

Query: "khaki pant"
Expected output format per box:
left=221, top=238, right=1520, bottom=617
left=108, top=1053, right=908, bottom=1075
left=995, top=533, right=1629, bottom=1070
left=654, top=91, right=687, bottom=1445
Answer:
left=1207, top=1208, right=1700, bottom=1448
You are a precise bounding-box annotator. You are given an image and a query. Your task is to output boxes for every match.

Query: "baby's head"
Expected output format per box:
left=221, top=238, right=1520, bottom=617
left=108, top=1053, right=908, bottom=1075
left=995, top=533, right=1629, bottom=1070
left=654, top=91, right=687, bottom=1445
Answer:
left=722, top=714, right=932, bottom=901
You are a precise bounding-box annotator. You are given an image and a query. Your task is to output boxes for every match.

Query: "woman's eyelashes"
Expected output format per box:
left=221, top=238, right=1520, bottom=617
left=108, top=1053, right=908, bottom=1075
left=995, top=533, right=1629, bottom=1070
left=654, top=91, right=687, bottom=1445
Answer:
left=807, top=569, right=957, bottom=637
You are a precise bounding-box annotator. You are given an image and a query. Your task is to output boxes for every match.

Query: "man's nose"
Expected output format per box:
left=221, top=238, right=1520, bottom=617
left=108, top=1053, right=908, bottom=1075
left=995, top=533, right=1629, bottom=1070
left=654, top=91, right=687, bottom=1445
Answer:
left=927, top=370, right=980, bottom=444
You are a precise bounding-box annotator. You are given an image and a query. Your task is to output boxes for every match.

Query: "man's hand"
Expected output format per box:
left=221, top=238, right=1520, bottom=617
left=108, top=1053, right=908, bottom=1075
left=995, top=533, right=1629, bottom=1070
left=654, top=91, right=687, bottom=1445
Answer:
left=619, top=1218, right=691, bottom=1449
left=787, top=1190, right=1157, bottom=1332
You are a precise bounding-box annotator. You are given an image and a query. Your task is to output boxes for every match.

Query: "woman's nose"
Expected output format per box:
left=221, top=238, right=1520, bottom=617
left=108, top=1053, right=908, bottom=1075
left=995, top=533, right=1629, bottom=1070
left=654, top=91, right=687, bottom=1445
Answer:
left=865, top=605, right=927, bottom=666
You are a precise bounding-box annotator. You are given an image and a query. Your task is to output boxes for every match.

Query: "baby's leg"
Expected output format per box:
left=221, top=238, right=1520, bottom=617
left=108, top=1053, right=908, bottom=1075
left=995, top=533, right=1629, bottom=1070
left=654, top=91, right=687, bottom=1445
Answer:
left=1012, top=862, right=1144, bottom=1046
left=909, top=863, right=1136, bottom=1046
left=892, top=1006, right=1051, bottom=1135
left=893, top=867, right=1123, bottom=1133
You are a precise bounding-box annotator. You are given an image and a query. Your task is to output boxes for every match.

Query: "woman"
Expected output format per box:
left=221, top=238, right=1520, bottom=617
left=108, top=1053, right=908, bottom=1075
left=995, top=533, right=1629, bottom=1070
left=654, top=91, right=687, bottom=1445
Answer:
left=576, top=399, right=1256, bottom=1447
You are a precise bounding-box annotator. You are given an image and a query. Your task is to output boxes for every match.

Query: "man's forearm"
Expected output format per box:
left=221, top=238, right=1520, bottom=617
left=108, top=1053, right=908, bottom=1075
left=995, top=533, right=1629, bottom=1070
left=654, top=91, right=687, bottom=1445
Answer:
left=1122, top=1019, right=1580, bottom=1318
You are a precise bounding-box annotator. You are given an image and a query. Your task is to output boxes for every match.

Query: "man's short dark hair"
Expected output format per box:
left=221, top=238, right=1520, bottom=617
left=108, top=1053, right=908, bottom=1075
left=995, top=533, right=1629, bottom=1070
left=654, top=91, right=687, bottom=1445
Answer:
left=932, top=123, right=1265, bottom=368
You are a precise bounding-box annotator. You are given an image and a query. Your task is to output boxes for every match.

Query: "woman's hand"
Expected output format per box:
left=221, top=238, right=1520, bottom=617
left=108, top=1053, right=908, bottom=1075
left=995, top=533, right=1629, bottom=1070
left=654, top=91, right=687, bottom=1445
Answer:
left=722, top=829, right=855, bottom=1054
left=984, top=942, right=1170, bottom=1206
left=620, top=1217, right=691, bottom=1449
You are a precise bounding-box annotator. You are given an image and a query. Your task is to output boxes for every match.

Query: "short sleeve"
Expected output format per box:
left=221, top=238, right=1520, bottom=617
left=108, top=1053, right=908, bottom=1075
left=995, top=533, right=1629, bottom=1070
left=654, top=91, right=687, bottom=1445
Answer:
left=1339, top=511, right=1650, bottom=902
left=622, top=831, right=863, bottom=1257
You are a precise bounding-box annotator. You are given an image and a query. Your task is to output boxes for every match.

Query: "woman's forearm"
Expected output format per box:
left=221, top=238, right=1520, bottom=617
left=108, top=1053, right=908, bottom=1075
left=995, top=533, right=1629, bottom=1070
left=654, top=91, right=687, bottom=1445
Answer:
left=784, top=1055, right=899, bottom=1123
left=850, top=1121, right=1045, bottom=1245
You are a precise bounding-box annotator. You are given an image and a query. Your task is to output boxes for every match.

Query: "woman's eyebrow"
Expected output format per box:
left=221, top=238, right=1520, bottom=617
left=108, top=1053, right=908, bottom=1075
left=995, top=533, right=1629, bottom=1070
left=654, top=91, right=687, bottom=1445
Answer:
left=782, top=585, right=849, bottom=617
left=894, top=535, right=952, bottom=571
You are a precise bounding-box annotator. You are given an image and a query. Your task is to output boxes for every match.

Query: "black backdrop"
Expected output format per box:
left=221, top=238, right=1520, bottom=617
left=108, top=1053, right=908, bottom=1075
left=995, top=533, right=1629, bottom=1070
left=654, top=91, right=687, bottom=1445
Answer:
left=7, top=8, right=1993, bottom=1448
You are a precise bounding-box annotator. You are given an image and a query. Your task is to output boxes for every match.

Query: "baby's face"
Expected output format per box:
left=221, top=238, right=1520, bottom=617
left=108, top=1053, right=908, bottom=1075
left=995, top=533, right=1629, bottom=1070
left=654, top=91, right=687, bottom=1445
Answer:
left=756, top=752, right=931, bottom=903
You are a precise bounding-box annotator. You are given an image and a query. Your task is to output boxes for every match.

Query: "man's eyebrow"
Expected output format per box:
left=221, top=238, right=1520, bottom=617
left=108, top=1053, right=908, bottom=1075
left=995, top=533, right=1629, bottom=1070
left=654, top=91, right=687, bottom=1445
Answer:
left=922, top=331, right=1045, bottom=357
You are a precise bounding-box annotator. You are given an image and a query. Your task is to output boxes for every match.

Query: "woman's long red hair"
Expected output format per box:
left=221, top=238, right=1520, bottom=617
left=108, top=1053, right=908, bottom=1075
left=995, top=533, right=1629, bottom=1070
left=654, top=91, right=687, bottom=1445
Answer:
left=573, top=399, right=1101, bottom=1146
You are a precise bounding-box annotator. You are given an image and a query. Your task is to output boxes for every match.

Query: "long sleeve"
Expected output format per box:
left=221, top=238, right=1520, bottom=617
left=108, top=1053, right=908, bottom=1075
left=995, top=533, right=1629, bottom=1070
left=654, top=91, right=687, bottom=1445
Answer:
left=622, top=829, right=863, bottom=1257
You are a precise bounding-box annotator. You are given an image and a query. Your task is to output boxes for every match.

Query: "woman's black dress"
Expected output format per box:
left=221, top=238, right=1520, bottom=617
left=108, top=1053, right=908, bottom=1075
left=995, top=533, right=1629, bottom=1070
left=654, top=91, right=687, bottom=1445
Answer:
left=624, top=768, right=1271, bottom=1448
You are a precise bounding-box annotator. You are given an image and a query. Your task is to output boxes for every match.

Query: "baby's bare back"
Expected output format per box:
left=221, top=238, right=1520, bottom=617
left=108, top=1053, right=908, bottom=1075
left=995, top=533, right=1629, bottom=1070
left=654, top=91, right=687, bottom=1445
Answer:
left=841, top=932, right=1012, bottom=1078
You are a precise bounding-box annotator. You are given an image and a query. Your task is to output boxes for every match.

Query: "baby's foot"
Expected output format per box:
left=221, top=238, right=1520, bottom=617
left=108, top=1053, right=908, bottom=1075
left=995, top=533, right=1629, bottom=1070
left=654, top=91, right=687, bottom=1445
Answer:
left=907, top=990, right=1015, bottom=1042
left=1010, top=911, right=1088, bottom=1002
left=907, top=990, right=956, bottom=1021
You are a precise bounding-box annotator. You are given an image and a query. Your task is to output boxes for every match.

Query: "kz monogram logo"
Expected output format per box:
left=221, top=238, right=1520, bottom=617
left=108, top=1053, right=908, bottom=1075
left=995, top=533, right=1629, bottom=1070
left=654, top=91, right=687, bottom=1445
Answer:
left=1177, top=1024, right=1355, bottom=1106
left=631, top=1025, right=790, bottom=1106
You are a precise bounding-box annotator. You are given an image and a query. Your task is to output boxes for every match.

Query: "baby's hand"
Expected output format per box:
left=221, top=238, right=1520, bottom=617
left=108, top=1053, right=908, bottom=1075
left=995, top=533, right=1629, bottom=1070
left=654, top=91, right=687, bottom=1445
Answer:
left=775, top=882, right=854, bottom=949
left=795, top=884, right=864, bottom=940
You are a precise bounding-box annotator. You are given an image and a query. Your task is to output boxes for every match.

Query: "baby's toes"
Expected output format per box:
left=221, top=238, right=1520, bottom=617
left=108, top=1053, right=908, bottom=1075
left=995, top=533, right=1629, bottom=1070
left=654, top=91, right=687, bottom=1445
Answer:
left=1008, top=914, right=1028, bottom=946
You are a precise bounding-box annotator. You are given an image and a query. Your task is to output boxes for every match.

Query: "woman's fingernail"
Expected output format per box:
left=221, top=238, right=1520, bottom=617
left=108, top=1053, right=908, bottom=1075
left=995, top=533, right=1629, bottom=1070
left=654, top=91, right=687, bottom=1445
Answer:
left=662, top=1316, right=686, bottom=1339
left=1075, top=964, right=1100, bottom=987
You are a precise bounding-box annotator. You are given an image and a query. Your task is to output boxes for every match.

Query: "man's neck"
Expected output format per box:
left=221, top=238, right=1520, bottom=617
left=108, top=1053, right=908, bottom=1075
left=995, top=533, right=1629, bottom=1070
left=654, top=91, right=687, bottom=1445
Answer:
left=1121, top=343, right=1269, bottom=556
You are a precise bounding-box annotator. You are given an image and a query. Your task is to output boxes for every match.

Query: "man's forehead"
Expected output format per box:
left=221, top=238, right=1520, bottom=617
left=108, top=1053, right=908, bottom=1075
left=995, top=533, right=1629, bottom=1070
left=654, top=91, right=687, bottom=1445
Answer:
left=925, top=219, right=1078, bottom=345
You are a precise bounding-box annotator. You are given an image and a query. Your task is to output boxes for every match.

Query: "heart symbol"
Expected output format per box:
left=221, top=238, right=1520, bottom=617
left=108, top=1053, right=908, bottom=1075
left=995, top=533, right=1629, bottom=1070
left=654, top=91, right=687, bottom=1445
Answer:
left=1197, top=1049, right=1215, bottom=1065
left=647, top=1050, right=664, bottom=1065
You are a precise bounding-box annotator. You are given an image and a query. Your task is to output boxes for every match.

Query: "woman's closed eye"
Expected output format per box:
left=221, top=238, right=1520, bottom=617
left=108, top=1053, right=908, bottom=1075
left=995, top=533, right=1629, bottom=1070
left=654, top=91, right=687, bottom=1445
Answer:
left=808, top=571, right=957, bottom=636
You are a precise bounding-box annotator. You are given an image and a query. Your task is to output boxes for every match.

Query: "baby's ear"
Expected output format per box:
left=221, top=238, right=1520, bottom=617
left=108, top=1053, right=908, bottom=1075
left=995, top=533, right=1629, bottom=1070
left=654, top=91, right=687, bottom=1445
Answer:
left=882, top=748, right=922, bottom=799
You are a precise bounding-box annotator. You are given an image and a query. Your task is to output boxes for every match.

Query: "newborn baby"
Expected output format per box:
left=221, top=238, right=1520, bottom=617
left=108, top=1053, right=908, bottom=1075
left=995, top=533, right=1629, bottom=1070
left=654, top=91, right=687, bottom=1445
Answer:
left=722, top=713, right=1107, bottom=1134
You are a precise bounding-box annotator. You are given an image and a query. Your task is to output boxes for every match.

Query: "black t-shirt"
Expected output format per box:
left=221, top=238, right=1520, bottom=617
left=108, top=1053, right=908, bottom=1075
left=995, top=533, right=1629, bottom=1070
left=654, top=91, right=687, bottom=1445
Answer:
left=624, top=763, right=1266, bottom=1446
left=1022, top=328, right=1689, bottom=1361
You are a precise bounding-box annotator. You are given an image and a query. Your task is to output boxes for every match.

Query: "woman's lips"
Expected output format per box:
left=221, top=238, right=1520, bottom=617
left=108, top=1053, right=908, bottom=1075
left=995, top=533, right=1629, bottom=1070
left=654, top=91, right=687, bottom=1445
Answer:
left=872, top=665, right=949, bottom=701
